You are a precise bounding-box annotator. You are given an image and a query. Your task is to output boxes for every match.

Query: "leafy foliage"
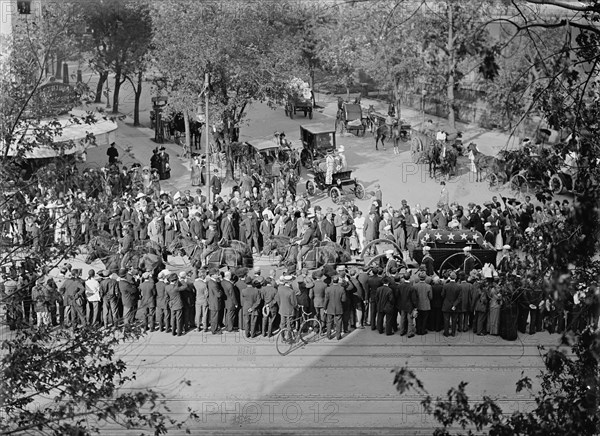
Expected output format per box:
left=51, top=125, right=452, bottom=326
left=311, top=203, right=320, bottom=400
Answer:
left=1, top=325, right=193, bottom=435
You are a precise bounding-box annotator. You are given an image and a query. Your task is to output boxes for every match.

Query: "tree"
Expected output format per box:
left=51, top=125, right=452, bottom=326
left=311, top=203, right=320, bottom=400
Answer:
left=418, top=0, right=496, bottom=128
left=0, top=324, right=196, bottom=435
left=152, top=0, right=307, bottom=178
left=81, top=0, right=153, bottom=116
left=392, top=2, right=600, bottom=432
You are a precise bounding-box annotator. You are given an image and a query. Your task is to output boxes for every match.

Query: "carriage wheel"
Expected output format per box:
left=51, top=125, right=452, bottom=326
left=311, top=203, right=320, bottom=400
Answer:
left=276, top=328, right=297, bottom=356
left=329, top=187, right=341, bottom=203
left=438, top=252, right=483, bottom=276
left=299, top=318, right=322, bottom=344
left=510, top=174, right=529, bottom=194
left=487, top=173, right=500, bottom=191
left=549, top=173, right=565, bottom=194
left=306, top=180, right=316, bottom=196
left=354, top=183, right=365, bottom=200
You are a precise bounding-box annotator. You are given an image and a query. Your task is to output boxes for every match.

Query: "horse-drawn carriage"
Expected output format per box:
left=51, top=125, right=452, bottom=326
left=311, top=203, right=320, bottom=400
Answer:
left=285, top=96, right=313, bottom=119
left=359, top=239, right=407, bottom=273
left=299, top=123, right=336, bottom=169
left=366, top=108, right=412, bottom=149
left=335, top=103, right=367, bottom=136
left=412, top=229, right=497, bottom=275
left=284, top=78, right=314, bottom=120
left=411, top=129, right=460, bottom=180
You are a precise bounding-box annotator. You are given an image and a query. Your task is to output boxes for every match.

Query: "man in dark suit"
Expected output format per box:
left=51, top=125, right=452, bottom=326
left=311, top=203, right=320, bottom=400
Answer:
left=190, top=212, right=204, bottom=241
left=155, top=271, right=170, bottom=332
left=366, top=267, right=383, bottom=330
left=202, top=221, right=219, bottom=266
left=221, top=271, right=239, bottom=332
left=324, top=275, right=347, bottom=340
left=275, top=275, right=297, bottom=330
left=395, top=271, right=417, bottom=337
left=207, top=268, right=225, bottom=334
left=166, top=273, right=186, bottom=336
left=296, top=221, right=315, bottom=270
left=242, top=277, right=263, bottom=338
left=442, top=272, right=462, bottom=336
left=376, top=276, right=395, bottom=335
left=463, top=246, right=476, bottom=276
left=260, top=277, right=279, bottom=337
left=118, top=267, right=138, bottom=326
left=421, top=246, right=435, bottom=277
left=457, top=271, right=472, bottom=332
left=138, top=272, right=156, bottom=332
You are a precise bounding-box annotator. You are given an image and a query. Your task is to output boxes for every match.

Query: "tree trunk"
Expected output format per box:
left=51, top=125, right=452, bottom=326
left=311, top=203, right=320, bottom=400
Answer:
left=446, top=5, right=457, bottom=129
left=184, top=110, right=191, bottom=158
left=309, top=67, right=316, bottom=107
left=133, top=71, right=143, bottom=126
left=95, top=71, right=108, bottom=103
left=112, top=67, right=122, bottom=114
left=56, top=55, right=63, bottom=79
left=394, top=76, right=401, bottom=120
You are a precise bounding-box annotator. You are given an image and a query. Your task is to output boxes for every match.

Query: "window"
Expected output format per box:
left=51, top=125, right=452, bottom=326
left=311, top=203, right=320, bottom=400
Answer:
left=17, top=1, right=31, bottom=14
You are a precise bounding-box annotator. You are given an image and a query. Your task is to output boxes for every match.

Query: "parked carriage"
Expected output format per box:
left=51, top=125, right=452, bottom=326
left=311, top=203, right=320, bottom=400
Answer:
left=335, top=103, right=367, bottom=136
left=299, top=123, right=337, bottom=169
left=367, top=108, right=412, bottom=142
left=411, top=229, right=497, bottom=275
left=285, top=96, right=313, bottom=119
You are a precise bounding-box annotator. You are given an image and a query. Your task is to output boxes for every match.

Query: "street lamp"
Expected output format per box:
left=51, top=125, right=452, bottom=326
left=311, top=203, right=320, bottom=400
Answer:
left=421, top=89, right=427, bottom=128
left=198, top=73, right=211, bottom=203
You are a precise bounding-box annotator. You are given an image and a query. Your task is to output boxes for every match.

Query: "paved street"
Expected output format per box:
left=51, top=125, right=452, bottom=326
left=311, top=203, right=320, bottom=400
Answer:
left=77, top=72, right=559, bottom=433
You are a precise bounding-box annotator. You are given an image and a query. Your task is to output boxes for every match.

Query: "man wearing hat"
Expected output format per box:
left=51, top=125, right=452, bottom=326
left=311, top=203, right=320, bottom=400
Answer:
left=193, top=269, right=209, bottom=332
left=367, top=267, right=384, bottom=330
left=384, top=249, right=398, bottom=275
left=260, top=276, right=279, bottom=337
left=59, top=269, right=87, bottom=329
left=483, top=222, right=495, bottom=249
left=463, top=246, right=475, bottom=276
left=119, top=227, right=134, bottom=270
left=157, top=146, right=170, bottom=180
left=295, top=219, right=315, bottom=270
left=497, top=245, right=513, bottom=274
left=414, top=271, right=432, bottom=335
left=242, top=277, right=262, bottom=338
left=441, top=272, right=461, bottom=337
left=275, top=275, right=297, bottom=331
left=99, top=270, right=119, bottom=328
left=201, top=220, right=219, bottom=266
left=156, top=270, right=171, bottom=332
left=375, top=276, right=395, bottom=336
left=222, top=271, right=239, bottom=332
left=421, top=246, right=435, bottom=277
left=166, top=273, right=185, bottom=336
left=139, top=271, right=157, bottom=332
left=118, top=268, right=139, bottom=326
left=207, top=268, right=225, bottom=334
left=324, top=275, right=347, bottom=340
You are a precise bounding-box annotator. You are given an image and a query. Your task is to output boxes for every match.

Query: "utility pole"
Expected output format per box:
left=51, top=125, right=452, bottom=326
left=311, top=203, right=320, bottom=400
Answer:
left=205, top=72, right=211, bottom=204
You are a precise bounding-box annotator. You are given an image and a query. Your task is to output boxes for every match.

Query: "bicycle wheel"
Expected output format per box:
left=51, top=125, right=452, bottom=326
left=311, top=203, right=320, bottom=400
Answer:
left=299, top=318, right=322, bottom=344
left=275, top=327, right=297, bottom=356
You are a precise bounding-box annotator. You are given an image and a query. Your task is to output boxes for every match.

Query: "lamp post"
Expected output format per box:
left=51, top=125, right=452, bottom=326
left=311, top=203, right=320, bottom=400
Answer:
left=204, top=73, right=211, bottom=204
left=421, top=89, right=427, bottom=128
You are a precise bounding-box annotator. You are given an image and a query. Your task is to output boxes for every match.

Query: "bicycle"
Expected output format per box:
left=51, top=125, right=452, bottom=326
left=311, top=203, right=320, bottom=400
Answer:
left=275, top=306, right=322, bottom=356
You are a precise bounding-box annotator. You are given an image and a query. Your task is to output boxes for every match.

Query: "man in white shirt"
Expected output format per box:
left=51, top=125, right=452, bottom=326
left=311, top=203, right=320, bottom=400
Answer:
left=85, top=269, right=101, bottom=326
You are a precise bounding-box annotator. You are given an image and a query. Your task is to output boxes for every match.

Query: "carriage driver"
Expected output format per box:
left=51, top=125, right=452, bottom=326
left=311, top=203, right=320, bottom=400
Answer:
left=296, top=220, right=316, bottom=270
left=119, top=226, right=134, bottom=269
left=201, top=220, right=219, bottom=265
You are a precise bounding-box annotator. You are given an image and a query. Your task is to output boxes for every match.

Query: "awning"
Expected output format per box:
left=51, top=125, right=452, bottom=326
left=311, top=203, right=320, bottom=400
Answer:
left=4, top=110, right=118, bottom=159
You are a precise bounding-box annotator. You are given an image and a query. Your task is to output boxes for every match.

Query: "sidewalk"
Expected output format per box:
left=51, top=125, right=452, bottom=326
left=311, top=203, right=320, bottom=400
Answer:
left=318, top=91, right=520, bottom=155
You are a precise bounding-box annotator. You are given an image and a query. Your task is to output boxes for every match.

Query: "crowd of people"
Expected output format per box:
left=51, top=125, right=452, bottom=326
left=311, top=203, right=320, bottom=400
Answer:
left=0, top=144, right=598, bottom=338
